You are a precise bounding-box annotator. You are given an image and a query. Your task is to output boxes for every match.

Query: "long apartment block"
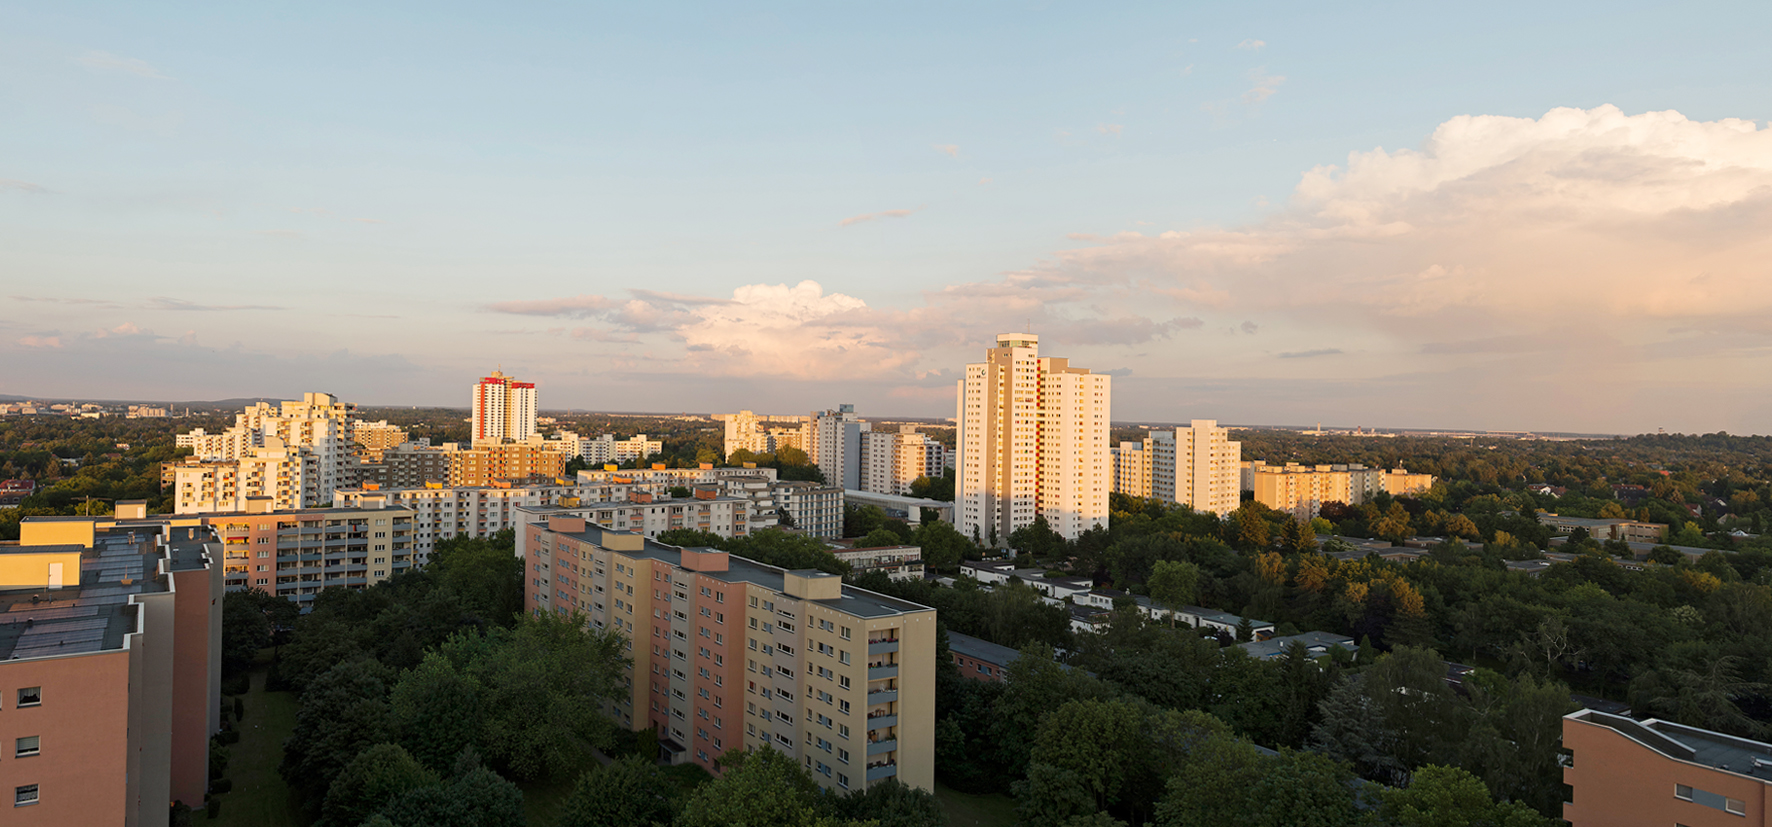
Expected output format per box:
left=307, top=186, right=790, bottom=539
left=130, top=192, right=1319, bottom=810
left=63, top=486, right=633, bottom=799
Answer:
left=521, top=512, right=935, bottom=793
left=204, top=504, right=416, bottom=601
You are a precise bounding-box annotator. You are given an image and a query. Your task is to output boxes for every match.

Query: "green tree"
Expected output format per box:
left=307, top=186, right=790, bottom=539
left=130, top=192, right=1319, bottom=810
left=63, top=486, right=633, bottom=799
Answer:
left=320, top=743, right=438, bottom=827
left=222, top=589, right=274, bottom=676
left=557, top=756, right=677, bottom=827
left=1009, top=515, right=1067, bottom=559
left=1145, top=560, right=1200, bottom=625
left=1016, top=698, right=1152, bottom=824
left=859, top=527, right=907, bottom=549
left=834, top=779, right=948, bottom=827
left=280, top=659, right=397, bottom=815
left=677, top=748, right=843, bottom=827
left=390, top=653, right=484, bottom=774
left=910, top=520, right=971, bottom=572
left=376, top=756, right=527, bottom=827
left=1380, top=765, right=1558, bottom=827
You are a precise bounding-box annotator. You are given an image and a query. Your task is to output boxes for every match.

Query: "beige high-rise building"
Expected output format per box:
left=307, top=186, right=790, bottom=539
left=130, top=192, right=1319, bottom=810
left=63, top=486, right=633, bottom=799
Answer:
left=1111, top=438, right=1154, bottom=499
left=472, top=370, right=538, bottom=443
left=1151, top=420, right=1242, bottom=516
left=861, top=426, right=946, bottom=496
left=956, top=334, right=1110, bottom=544
left=1251, top=463, right=1355, bottom=521
left=719, top=411, right=811, bottom=459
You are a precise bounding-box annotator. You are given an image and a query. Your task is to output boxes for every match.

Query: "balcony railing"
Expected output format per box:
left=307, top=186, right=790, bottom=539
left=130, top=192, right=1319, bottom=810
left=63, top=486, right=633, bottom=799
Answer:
left=867, top=640, right=899, bottom=656
left=865, top=763, right=897, bottom=781
left=866, top=738, right=897, bottom=756
left=867, top=665, right=897, bottom=682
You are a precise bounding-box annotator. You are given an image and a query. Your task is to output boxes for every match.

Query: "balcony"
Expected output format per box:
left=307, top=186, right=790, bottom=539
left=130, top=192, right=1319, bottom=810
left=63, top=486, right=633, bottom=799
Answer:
left=866, top=738, right=897, bottom=756
left=865, top=763, right=897, bottom=782
left=866, top=690, right=898, bottom=706
left=867, top=639, right=899, bottom=656
left=867, top=665, right=897, bottom=682
left=866, top=714, right=897, bottom=731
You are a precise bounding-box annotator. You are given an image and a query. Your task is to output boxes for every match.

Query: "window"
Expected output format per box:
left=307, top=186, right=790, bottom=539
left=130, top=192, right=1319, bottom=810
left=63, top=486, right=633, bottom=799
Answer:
left=14, top=785, right=37, bottom=807
left=16, top=687, right=40, bottom=707
left=839, top=748, right=849, bottom=763
left=838, top=773, right=849, bottom=789
left=14, top=737, right=38, bottom=757
left=1676, top=785, right=1694, bottom=801
left=841, top=626, right=851, bottom=640
left=1728, top=799, right=1747, bottom=816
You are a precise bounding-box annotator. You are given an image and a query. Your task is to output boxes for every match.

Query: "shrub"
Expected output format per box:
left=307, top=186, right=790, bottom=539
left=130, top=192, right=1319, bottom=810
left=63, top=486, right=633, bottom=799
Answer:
left=234, top=696, right=245, bottom=721
left=210, top=778, right=233, bottom=794
left=206, top=798, right=221, bottom=819
left=220, top=673, right=250, bottom=696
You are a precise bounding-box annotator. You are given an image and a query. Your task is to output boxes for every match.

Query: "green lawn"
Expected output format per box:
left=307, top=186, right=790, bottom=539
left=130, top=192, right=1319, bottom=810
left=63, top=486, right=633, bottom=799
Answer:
left=935, top=782, right=1018, bottom=827
left=212, top=666, right=305, bottom=827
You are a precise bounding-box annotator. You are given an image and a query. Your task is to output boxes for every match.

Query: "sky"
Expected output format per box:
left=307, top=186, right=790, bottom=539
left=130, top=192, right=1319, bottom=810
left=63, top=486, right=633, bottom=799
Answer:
left=4, top=2, right=1771, bottom=435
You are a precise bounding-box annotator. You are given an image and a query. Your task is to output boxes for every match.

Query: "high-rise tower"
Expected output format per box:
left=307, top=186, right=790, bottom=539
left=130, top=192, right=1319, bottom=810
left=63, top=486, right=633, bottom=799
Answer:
left=955, top=334, right=1110, bottom=544
left=472, top=370, right=537, bottom=443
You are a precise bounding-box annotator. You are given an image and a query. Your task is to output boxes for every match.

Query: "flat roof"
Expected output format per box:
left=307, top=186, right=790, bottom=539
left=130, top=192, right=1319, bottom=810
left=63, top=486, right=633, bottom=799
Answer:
left=947, top=630, right=1023, bottom=666
left=1570, top=710, right=1772, bottom=779
left=0, top=525, right=196, bottom=660
left=842, top=490, right=953, bottom=508
left=540, top=521, right=932, bottom=620
left=1238, top=631, right=1355, bottom=660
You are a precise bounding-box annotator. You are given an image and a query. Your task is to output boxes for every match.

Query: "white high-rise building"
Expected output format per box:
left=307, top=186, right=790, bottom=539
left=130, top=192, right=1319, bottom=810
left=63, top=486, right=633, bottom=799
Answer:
left=811, top=404, right=870, bottom=490
left=472, top=370, right=537, bottom=443
left=717, top=411, right=810, bottom=459
left=1150, top=420, right=1242, bottom=516
left=171, top=392, right=358, bottom=513
left=955, top=333, right=1110, bottom=544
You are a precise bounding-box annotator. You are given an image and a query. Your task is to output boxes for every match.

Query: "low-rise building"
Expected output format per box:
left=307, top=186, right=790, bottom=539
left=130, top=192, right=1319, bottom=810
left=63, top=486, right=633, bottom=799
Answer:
left=1540, top=514, right=1668, bottom=544
left=832, top=546, right=923, bottom=581
left=521, top=515, right=934, bottom=793
left=1237, top=631, right=1354, bottom=661
left=947, top=631, right=1021, bottom=682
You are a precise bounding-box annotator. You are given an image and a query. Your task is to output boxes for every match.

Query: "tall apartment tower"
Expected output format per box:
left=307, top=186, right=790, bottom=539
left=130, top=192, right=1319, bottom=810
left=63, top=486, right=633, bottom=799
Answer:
left=472, top=370, right=537, bottom=443
left=1111, top=438, right=1154, bottom=499
left=812, top=405, right=870, bottom=491
left=171, top=392, right=358, bottom=513
left=955, top=334, right=1110, bottom=544
left=1150, top=420, right=1242, bottom=516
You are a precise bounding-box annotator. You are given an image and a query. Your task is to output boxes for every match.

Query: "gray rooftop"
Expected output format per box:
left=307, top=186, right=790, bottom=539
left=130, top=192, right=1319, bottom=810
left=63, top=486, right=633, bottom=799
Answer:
left=947, top=630, right=1024, bottom=666
left=1570, top=710, right=1772, bottom=780
left=0, top=525, right=210, bottom=660
left=542, top=522, right=933, bottom=620
left=1238, top=631, right=1355, bottom=660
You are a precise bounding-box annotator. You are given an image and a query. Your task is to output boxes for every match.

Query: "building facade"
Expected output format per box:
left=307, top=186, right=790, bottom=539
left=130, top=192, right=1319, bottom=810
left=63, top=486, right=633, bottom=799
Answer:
left=1150, top=421, right=1241, bottom=516
left=522, top=516, right=935, bottom=792
left=1564, top=708, right=1772, bottom=826
left=8, top=513, right=221, bottom=823
left=860, top=427, right=947, bottom=496
left=812, top=406, right=870, bottom=492
left=1111, top=439, right=1154, bottom=499
left=207, top=504, right=416, bottom=601
left=171, top=393, right=358, bottom=513
left=472, top=370, right=538, bottom=443
left=719, top=411, right=810, bottom=459
left=955, top=334, right=1110, bottom=543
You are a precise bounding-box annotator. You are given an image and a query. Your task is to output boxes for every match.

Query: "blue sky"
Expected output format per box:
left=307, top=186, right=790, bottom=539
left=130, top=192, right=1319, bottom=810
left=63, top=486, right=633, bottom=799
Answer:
left=5, top=2, right=1771, bottom=433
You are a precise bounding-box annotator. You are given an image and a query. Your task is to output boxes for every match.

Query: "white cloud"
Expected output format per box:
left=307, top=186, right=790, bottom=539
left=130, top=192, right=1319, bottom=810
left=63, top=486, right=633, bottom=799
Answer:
left=1, top=179, right=46, bottom=194
left=933, top=144, right=959, bottom=158
left=1098, top=123, right=1124, bottom=137
left=1242, top=68, right=1285, bottom=104
left=76, top=50, right=171, bottom=79
left=18, top=335, right=61, bottom=349
left=839, top=207, right=921, bottom=227
left=1236, top=39, right=1266, bottom=50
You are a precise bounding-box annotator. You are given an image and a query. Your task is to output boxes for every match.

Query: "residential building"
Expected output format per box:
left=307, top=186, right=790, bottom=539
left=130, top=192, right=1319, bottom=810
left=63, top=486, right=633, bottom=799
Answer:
left=812, top=405, right=870, bottom=491
left=471, top=370, right=537, bottom=443
left=1252, top=463, right=1354, bottom=521
left=718, top=411, right=810, bottom=458
left=1384, top=467, right=1436, bottom=496
left=171, top=393, right=359, bottom=513
left=947, top=631, right=1022, bottom=683
left=0, top=479, right=35, bottom=506
left=841, top=490, right=953, bottom=527
left=204, top=503, right=416, bottom=601
left=577, top=465, right=782, bottom=487
left=575, top=433, right=664, bottom=465
left=832, top=545, right=923, bottom=581
left=1150, top=421, right=1241, bottom=516
left=1563, top=708, right=1772, bottom=825
left=521, top=515, right=935, bottom=792
left=860, top=427, right=946, bottom=496
left=955, top=333, right=1110, bottom=544
left=1111, top=439, right=1154, bottom=499
left=353, top=420, right=409, bottom=457
left=445, top=442, right=567, bottom=486
left=772, top=481, right=844, bottom=539
left=1237, top=631, right=1355, bottom=661
left=368, top=442, right=452, bottom=488
left=8, top=512, right=221, bottom=822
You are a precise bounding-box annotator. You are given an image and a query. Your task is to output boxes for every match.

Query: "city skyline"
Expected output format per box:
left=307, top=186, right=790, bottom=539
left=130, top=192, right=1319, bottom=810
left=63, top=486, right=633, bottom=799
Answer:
left=6, top=3, right=1772, bottom=434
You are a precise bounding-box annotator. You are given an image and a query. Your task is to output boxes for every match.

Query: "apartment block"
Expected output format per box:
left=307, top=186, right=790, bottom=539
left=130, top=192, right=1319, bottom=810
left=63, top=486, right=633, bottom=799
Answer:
left=860, top=427, right=947, bottom=496
left=472, top=370, right=537, bottom=443
left=8, top=512, right=221, bottom=823
left=833, top=545, right=923, bottom=581
left=956, top=333, right=1110, bottom=543
left=1111, top=439, right=1154, bottom=499
left=1564, top=708, right=1772, bottom=826
left=812, top=406, right=870, bottom=491
left=171, top=393, right=358, bottom=513
left=1541, top=515, right=1667, bottom=544
left=353, top=420, right=409, bottom=457
left=335, top=479, right=751, bottom=561
left=772, top=482, right=844, bottom=539
left=1150, top=421, right=1242, bottom=516
left=205, top=504, right=415, bottom=601
left=718, top=411, right=810, bottom=458
left=1384, top=468, right=1436, bottom=497
left=575, top=434, right=664, bottom=465
left=521, top=515, right=935, bottom=793
left=1252, top=463, right=1354, bottom=521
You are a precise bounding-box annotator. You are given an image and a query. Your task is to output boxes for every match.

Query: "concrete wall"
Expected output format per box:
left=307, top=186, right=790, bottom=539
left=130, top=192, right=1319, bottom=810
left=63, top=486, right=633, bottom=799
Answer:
left=0, top=650, right=133, bottom=825
left=1564, top=716, right=1769, bottom=827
